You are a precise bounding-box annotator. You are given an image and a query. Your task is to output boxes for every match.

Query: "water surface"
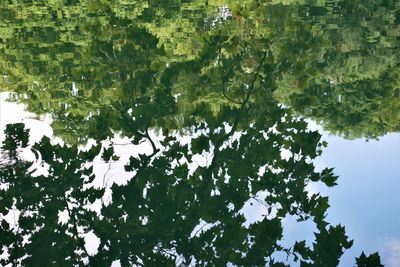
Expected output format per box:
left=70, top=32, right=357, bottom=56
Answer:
left=0, top=1, right=399, bottom=266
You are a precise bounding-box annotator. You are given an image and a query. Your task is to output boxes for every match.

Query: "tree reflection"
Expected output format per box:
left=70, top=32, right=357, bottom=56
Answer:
left=0, top=1, right=390, bottom=266
left=0, top=1, right=398, bottom=140
left=0, top=107, right=379, bottom=266
left=0, top=61, right=383, bottom=266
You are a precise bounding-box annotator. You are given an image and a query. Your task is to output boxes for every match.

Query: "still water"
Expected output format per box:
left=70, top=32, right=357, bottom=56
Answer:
left=0, top=1, right=399, bottom=266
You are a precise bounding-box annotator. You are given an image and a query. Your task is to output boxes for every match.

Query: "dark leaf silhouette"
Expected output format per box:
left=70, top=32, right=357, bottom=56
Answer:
left=356, top=252, right=384, bottom=267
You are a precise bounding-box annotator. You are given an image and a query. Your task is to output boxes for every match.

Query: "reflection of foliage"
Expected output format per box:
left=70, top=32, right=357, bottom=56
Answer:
left=285, top=75, right=400, bottom=139
left=355, top=251, right=384, bottom=267
left=1, top=1, right=399, bottom=140
left=270, top=1, right=400, bottom=139
left=1, top=107, right=358, bottom=266
left=0, top=124, right=102, bottom=266
left=0, top=1, right=393, bottom=265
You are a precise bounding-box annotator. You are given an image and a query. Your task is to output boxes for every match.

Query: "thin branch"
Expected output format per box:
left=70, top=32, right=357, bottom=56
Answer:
left=102, top=160, right=113, bottom=188
left=110, top=142, right=133, bottom=146
left=251, top=196, right=269, bottom=209
left=219, top=47, right=243, bottom=105
left=144, top=130, right=160, bottom=157
left=191, top=222, right=210, bottom=239
left=245, top=51, right=267, bottom=101
left=204, top=52, right=267, bottom=182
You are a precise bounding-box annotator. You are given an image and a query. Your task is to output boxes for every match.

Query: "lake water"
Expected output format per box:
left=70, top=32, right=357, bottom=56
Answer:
left=0, top=1, right=399, bottom=266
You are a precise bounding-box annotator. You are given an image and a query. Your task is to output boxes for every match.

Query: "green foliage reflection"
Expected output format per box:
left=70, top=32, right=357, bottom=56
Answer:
left=1, top=113, right=360, bottom=265
left=0, top=1, right=399, bottom=140
left=0, top=0, right=391, bottom=266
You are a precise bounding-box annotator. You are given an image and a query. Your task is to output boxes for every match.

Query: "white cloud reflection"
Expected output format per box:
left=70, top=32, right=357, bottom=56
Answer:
left=382, top=238, right=400, bottom=267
